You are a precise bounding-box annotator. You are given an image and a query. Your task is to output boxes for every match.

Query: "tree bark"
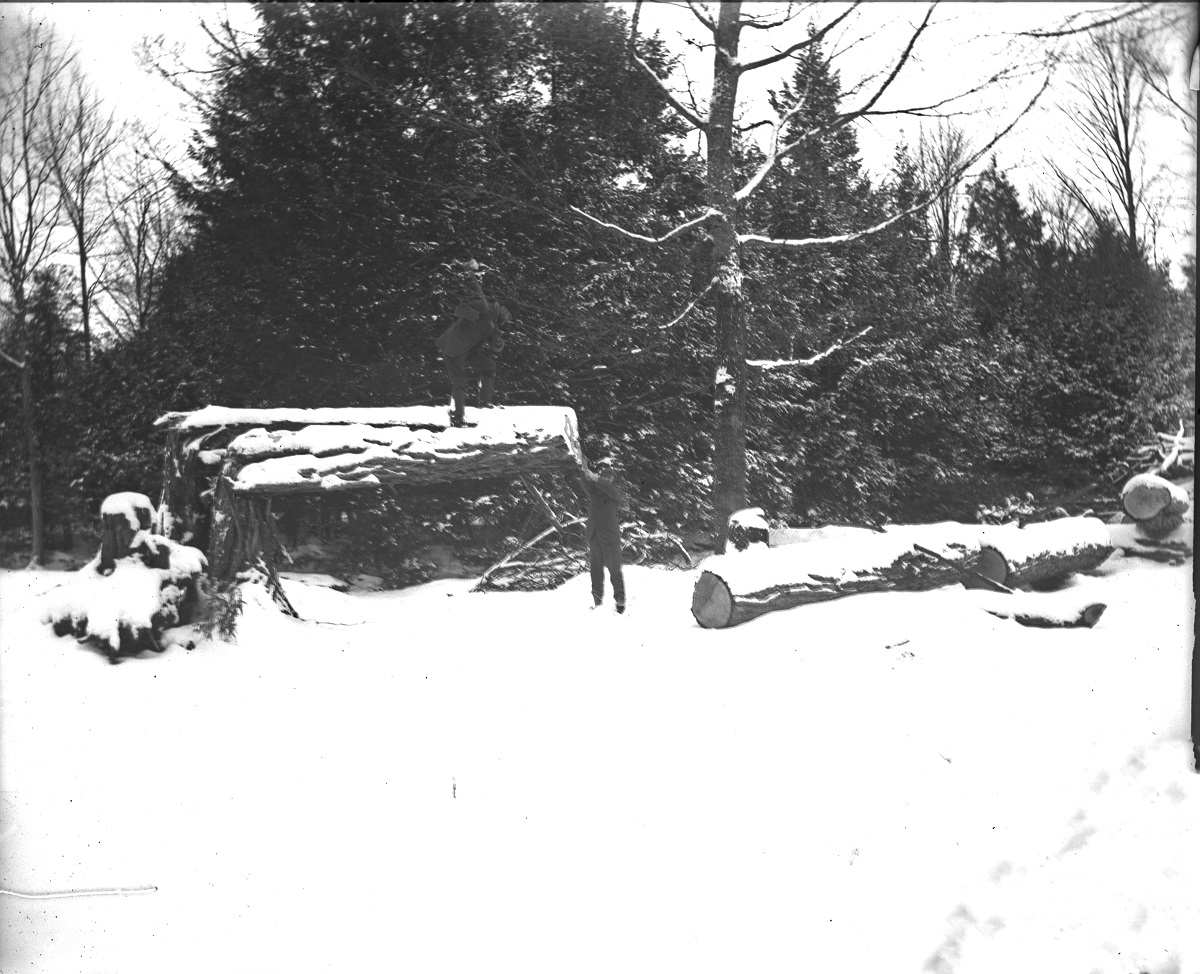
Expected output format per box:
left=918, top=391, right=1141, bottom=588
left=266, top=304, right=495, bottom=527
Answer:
left=17, top=340, right=46, bottom=568
left=692, top=522, right=987, bottom=628
left=969, top=589, right=1108, bottom=628
left=707, top=2, right=747, bottom=553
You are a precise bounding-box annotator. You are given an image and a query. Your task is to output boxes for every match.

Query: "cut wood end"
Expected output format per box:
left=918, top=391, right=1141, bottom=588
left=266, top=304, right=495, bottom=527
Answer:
left=692, top=572, right=733, bottom=629
left=1079, top=603, right=1106, bottom=627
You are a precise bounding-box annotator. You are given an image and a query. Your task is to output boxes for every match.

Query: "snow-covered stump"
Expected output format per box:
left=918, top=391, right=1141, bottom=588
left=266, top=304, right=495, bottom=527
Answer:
left=1121, top=472, right=1191, bottom=538
left=967, top=517, right=1114, bottom=590
left=691, top=523, right=987, bottom=629
left=43, top=494, right=208, bottom=663
left=727, top=507, right=769, bottom=552
left=100, top=492, right=160, bottom=572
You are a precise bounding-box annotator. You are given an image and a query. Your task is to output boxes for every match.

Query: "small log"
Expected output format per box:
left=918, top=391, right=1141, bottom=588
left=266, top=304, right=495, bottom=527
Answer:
left=967, top=590, right=1107, bottom=629
left=1121, top=472, right=1190, bottom=529
left=691, top=522, right=986, bottom=629
left=965, top=517, right=1113, bottom=590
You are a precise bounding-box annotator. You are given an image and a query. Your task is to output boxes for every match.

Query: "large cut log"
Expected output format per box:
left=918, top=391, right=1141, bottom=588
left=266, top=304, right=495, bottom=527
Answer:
left=223, top=407, right=582, bottom=494
left=966, top=517, right=1114, bottom=590
left=1120, top=472, right=1191, bottom=538
left=691, top=522, right=987, bottom=629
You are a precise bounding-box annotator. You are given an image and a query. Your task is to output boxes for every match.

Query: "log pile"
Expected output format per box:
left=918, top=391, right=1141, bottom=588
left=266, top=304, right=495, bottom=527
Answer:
left=43, top=493, right=208, bottom=663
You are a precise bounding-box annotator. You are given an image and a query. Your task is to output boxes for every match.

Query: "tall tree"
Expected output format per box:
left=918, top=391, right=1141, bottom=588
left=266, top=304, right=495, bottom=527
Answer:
left=1052, top=27, right=1154, bottom=252
left=0, top=14, right=74, bottom=566
left=47, top=64, right=122, bottom=364
left=575, top=1, right=1051, bottom=548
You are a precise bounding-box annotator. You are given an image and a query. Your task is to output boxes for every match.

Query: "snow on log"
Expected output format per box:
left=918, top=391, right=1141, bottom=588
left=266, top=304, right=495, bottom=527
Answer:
left=965, top=589, right=1107, bottom=629
left=968, top=517, right=1114, bottom=590
left=1120, top=472, right=1191, bottom=538
left=160, top=405, right=583, bottom=495
left=155, top=404, right=460, bottom=432
left=691, top=522, right=987, bottom=629
left=1107, top=518, right=1193, bottom=564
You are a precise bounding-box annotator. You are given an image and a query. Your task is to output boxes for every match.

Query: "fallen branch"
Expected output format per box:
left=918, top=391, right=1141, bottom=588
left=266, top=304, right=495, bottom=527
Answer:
left=473, top=516, right=585, bottom=592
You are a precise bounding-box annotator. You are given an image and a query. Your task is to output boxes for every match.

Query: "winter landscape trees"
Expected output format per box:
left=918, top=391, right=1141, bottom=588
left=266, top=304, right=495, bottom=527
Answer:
left=0, top=1, right=1194, bottom=574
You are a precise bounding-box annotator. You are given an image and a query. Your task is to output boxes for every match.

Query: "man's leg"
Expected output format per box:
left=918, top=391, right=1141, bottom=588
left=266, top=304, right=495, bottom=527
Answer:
left=589, top=541, right=605, bottom=607
left=476, top=351, right=497, bottom=408
left=607, top=545, right=625, bottom=613
left=445, top=355, right=468, bottom=427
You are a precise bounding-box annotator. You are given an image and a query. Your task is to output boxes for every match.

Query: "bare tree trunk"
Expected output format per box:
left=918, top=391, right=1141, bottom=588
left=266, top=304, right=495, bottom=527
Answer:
left=17, top=335, right=45, bottom=566
left=707, top=2, right=747, bottom=553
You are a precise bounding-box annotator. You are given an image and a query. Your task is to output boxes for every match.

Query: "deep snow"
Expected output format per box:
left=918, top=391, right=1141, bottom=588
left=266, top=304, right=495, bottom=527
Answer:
left=0, top=549, right=1195, bottom=973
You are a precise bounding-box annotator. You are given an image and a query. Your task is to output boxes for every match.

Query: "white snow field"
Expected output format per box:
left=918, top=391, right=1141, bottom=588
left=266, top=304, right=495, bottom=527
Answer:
left=1, top=551, right=1195, bottom=974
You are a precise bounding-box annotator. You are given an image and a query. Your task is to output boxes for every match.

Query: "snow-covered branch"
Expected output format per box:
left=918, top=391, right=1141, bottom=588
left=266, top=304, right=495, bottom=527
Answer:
left=0, top=346, right=28, bottom=370
left=739, top=71, right=1053, bottom=250
left=570, top=205, right=718, bottom=245
left=747, top=326, right=872, bottom=371
left=738, top=3, right=862, bottom=74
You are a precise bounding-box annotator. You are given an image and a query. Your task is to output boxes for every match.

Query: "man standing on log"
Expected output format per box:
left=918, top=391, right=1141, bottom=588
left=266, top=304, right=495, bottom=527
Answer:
left=437, top=259, right=511, bottom=428
left=578, top=454, right=627, bottom=614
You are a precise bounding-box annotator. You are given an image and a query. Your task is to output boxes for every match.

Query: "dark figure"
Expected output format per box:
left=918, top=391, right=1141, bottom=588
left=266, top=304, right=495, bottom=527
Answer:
left=578, top=460, right=626, bottom=613
left=436, top=260, right=511, bottom=428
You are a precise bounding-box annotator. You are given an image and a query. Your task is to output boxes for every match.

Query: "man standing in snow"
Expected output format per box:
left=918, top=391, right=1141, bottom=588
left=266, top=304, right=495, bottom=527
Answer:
left=578, top=454, right=627, bottom=614
left=437, top=259, right=511, bottom=428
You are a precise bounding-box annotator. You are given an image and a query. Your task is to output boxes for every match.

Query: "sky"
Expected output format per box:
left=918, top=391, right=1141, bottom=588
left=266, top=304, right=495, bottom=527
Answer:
left=10, top=1, right=1197, bottom=276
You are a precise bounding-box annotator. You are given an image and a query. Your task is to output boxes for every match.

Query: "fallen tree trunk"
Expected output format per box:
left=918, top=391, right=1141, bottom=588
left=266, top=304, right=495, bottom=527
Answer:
left=224, top=409, right=582, bottom=494
left=967, top=517, right=1114, bottom=590
left=1121, top=472, right=1191, bottom=538
left=691, top=523, right=987, bottom=629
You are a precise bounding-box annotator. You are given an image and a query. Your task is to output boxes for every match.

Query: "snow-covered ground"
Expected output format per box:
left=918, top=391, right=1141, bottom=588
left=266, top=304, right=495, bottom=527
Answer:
left=1, top=550, right=1195, bottom=973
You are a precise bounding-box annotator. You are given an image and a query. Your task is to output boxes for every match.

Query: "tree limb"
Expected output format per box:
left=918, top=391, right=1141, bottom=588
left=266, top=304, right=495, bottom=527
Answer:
left=747, top=326, right=873, bottom=370
left=570, top=205, right=719, bottom=244
left=0, top=347, right=27, bottom=370
left=738, top=2, right=862, bottom=74
left=740, top=71, right=1053, bottom=249
left=630, top=0, right=709, bottom=130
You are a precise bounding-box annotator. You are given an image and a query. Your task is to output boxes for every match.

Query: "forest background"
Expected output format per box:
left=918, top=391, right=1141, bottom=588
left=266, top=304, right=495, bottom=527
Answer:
left=0, top=1, right=1195, bottom=582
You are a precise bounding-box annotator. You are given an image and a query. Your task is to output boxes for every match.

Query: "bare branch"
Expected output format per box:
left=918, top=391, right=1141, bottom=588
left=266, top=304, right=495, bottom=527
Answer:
left=1011, top=2, right=1155, bottom=39
left=629, top=1, right=709, bottom=131
left=740, top=71, right=1053, bottom=249
left=738, top=2, right=862, bottom=74
left=570, top=205, right=719, bottom=245
left=739, top=3, right=805, bottom=31
left=748, top=326, right=873, bottom=370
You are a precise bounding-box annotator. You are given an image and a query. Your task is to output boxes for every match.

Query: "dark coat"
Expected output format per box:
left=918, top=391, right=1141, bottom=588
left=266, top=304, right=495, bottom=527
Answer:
left=579, top=467, right=625, bottom=552
left=436, top=297, right=510, bottom=358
